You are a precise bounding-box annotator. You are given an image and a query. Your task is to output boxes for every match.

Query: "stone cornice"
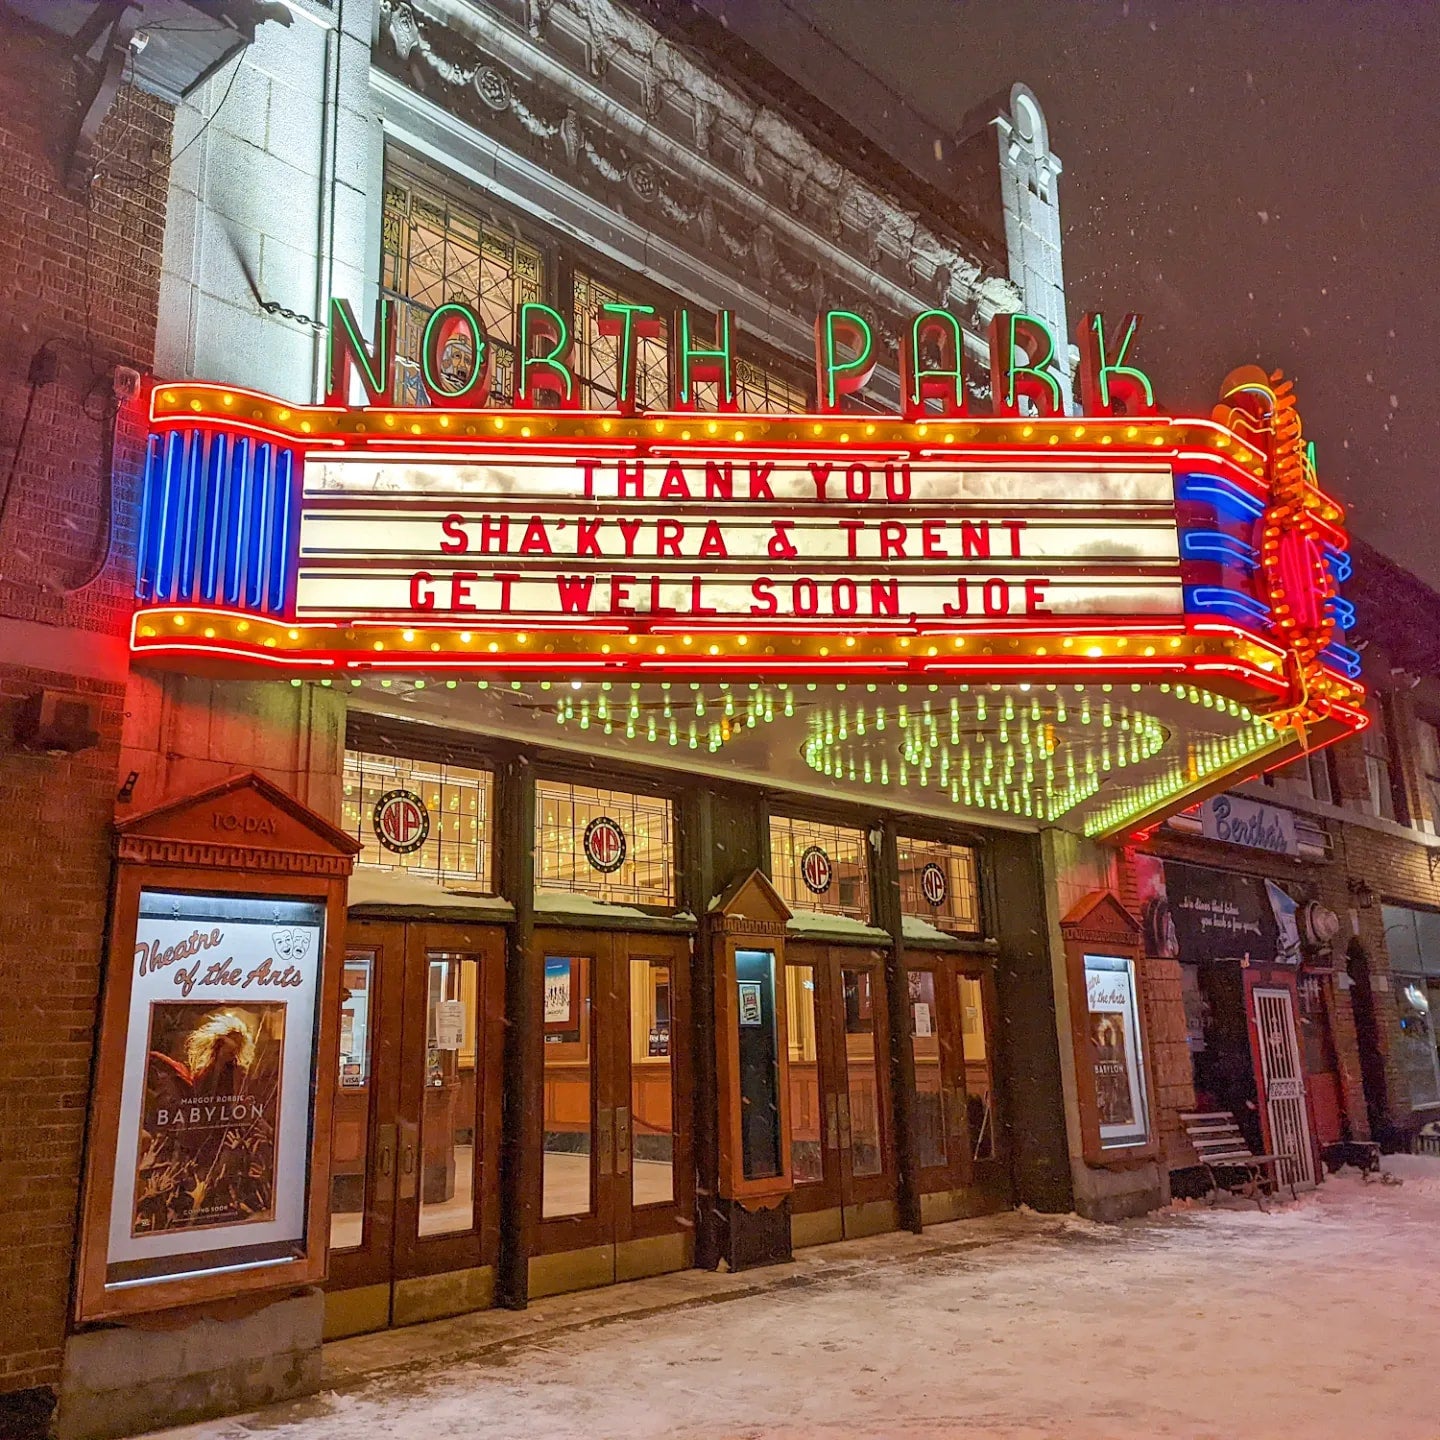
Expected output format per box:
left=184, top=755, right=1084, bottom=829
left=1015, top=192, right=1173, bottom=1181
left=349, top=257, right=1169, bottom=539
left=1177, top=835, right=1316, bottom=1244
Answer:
left=381, top=0, right=1020, bottom=344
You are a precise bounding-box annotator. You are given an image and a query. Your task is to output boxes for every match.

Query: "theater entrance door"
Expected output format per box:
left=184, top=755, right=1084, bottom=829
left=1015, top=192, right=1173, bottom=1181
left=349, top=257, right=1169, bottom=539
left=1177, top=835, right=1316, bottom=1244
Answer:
left=530, top=927, right=694, bottom=1296
left=784, top=944, right=898, bottom=1246
left=324, top=919, right=505, bottom=1338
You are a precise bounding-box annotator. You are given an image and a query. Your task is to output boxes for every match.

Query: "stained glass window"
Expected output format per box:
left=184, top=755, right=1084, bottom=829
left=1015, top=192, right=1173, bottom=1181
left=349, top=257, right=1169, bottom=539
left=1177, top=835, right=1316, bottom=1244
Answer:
left=381, top=165, right=545, bottom=407
left=536, top=779, right=674, bottom=907
left=769, top=815, right=870, bottom=922
left=896, top=837, right=981, bottom=934
left=342, top=749, right=494, bottom=890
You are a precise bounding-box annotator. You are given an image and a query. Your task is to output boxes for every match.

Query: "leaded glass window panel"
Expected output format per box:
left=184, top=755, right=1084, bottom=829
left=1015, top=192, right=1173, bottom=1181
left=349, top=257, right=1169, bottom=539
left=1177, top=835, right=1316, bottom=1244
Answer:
left=381, top=167, right=545, bottom=408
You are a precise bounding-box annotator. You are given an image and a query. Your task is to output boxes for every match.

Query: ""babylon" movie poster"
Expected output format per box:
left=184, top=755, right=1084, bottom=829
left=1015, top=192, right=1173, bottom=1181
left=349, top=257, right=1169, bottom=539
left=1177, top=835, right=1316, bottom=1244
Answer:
left=133, top=1002, right=286, bottom=1237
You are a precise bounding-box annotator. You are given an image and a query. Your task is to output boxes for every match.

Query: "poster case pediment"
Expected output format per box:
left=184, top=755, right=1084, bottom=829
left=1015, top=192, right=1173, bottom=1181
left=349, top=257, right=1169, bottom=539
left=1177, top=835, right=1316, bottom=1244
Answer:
left=1061, top=889, right=1142, bottom=950
left=117, top=770, right=361, bottom=874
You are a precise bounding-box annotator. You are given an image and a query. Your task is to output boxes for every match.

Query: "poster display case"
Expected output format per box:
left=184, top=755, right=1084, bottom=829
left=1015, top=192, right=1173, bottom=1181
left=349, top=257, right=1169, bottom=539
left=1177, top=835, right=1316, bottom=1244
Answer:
left=74, top=773, right=359, bottom=1322
left=1059, top=891, right=1159, bottom=1167
left=709, top=871, right=794, bottom=1206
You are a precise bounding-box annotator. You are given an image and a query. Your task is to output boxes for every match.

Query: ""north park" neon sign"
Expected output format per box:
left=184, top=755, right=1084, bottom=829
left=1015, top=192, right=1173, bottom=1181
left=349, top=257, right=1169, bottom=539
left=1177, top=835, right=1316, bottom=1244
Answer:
left=326, top=299, right=1154, bottom=420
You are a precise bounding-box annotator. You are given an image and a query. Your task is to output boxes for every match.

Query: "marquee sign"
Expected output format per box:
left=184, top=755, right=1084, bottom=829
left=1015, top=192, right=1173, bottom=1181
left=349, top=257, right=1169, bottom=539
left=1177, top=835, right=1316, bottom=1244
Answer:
left=127, top=305, right=1366, bottom=837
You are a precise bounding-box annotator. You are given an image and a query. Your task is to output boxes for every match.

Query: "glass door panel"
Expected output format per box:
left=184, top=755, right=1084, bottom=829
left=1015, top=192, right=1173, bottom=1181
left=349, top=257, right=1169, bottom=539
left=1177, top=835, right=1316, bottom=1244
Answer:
left=958, top=973, right=995, bottom=1161
left=542, top=954, right=594, bottom=1219
left=841, top=966, right=885, bottom=1178
left=331, top=950, right=376, bottom=1253
left=907, top=968, right=947, bottom=1171
left=418, top=953, right=481, bottom=1237
left=630, top=958, right=675, bottom=1208
left=786, top=964, right=825, bottom=1184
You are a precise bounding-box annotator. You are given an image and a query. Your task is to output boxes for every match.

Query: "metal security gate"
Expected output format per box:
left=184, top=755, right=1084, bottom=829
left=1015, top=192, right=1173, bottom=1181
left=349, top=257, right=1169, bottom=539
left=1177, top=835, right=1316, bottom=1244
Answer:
left=1252, top=986, right=1316, bottom=1190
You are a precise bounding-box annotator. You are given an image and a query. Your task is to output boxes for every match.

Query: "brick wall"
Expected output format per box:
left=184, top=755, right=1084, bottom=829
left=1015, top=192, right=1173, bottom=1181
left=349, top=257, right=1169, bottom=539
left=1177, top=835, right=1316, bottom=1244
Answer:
left=0, top=15, right=171, bottom=1418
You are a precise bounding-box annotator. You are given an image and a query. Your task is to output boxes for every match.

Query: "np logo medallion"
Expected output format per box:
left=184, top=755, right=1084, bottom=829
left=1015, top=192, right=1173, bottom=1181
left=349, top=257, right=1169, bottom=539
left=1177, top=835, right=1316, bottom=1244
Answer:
left=800, top=845, right=833, bottom=895
left=583, top=816, right=627, bottom=873
left=920, top=861, right=948, bottom=907
left=373, top=788, right=429, bottom=854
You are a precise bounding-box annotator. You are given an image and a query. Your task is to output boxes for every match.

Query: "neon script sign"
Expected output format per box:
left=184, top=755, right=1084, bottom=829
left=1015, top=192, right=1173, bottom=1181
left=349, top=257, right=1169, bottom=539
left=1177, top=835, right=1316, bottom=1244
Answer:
left=328, top=298, right=1155, bottom=420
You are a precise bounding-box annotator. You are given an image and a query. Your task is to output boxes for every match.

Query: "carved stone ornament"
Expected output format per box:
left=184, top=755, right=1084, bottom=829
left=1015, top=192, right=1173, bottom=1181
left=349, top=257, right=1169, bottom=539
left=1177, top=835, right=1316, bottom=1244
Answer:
left=473, top=64, right=512, bottom=112
left=626, top=160, right=659, bottom=203
left=388, top=1, right=421, bottom=61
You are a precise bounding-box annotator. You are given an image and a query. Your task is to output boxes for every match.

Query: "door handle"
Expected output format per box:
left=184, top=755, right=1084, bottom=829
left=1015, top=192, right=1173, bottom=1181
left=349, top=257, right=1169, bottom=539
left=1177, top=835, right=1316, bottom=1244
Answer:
left=836, top=1093, right=853, bottom=1150
left=825, top=1092, right=840, bottom=1151
left=597, top=1107, right=614, bottom=1178
left=615, top=1105, right=631, bottom=1175
left=377, top=1122, right=396, bottom=1178
left=398, top=1121, right=419, bottom=1200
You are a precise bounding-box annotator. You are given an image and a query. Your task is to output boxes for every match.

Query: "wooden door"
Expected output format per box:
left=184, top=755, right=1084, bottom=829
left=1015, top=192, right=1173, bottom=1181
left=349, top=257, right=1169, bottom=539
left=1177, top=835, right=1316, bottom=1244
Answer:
left=324, top=919, right=505, bottom=1337
left=786, top=944, right=896, bottom=1242
left=533, top=928, right=693, bottom=1294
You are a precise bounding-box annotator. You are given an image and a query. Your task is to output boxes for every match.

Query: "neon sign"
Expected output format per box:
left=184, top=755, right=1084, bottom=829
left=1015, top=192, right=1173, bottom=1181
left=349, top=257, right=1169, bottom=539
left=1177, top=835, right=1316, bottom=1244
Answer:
left=131, top=309, right=1366, bottom=838
left=328, top=301, right=1151, bottom=420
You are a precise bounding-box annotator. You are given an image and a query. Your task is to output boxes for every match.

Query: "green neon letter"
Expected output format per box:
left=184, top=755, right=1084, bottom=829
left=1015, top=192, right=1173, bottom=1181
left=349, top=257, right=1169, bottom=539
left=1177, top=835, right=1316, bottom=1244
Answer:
left=987, top=312, right=1063, bottom=417
left=597, top=301, right=661, bottom=414
left=815, top=310, right=876, bottom=412
left=326, top=296, right=395, bottom=406
left=421, top=301, right=492, bottom=407
left=900, top=309, right=967, bottom=419
left=673, top=309, right=737, bottom=410
left=518, top=302, right=576, bottom=407
left=1078, top=312, right=1156, bottom=416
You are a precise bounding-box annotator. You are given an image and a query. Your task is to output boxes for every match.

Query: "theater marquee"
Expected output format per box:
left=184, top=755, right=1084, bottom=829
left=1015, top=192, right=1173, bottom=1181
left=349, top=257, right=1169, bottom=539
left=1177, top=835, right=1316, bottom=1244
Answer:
left=128, top=305, right=1365, bottom=837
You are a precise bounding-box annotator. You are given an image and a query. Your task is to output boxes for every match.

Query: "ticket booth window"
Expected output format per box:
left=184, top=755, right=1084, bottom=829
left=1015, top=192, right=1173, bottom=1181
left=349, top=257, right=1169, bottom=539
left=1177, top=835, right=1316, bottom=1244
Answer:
left=769, top=816, right=870, bottom=921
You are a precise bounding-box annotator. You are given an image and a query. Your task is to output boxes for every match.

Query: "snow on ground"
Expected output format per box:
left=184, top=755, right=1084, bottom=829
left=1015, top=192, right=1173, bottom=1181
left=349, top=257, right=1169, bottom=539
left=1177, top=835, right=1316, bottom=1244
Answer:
left=157, top=1157, right=1440, bottom=1440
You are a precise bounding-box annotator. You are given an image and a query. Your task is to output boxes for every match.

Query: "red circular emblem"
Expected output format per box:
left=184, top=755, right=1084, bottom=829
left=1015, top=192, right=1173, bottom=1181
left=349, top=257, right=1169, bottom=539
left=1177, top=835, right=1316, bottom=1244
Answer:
left=800, top=845, right=833, bottom=895
left=373, top=788, right=429, bottom=854
left=583, top=816, right=627, bottom=874
left=920, top=862, right=948, bottom=907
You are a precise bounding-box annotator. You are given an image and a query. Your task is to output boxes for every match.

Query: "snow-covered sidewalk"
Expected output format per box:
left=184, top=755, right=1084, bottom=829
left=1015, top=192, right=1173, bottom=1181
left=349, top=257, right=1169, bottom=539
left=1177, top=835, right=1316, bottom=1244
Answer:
left=156, top=1155, right=1440, bottom=1440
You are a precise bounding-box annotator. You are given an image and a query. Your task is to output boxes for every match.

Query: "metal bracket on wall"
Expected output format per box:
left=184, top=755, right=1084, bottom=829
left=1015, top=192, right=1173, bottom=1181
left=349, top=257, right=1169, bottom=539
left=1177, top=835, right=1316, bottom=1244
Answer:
left=66, top=1, right=140, bottom=189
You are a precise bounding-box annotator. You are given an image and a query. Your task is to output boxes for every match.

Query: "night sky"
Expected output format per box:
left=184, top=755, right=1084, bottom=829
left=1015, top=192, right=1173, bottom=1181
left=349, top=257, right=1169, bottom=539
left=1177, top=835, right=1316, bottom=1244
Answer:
left=700, top=0, right=1438, bottom=586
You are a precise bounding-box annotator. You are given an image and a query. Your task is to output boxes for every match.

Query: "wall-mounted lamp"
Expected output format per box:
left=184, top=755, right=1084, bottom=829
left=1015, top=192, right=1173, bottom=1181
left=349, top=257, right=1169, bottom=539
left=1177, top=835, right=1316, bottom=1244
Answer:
left=1348, top=877, right=1376, bottom=910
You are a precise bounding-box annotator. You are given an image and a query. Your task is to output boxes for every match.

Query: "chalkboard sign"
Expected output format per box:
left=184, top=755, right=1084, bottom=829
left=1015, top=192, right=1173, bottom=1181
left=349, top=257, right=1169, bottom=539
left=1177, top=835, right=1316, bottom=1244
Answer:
left=735, top=949, right=782, bottom=1181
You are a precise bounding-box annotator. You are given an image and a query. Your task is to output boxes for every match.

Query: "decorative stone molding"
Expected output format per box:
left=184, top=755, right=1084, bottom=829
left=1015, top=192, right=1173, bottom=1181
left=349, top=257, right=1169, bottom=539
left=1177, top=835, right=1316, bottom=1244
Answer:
left=376, top=0, right=1026, bottom=351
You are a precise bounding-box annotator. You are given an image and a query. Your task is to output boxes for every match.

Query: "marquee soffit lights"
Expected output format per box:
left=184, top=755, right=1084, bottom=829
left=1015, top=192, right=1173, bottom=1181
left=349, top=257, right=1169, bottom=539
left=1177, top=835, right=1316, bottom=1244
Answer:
left=129, top=306, right=1365, bottom=837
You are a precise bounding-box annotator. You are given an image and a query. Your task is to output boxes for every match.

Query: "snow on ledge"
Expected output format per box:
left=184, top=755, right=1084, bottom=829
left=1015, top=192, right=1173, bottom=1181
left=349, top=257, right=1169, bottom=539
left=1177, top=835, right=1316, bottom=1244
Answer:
left=786, top=911, right=891, bottom=942
left=348, top=867, right=511, bottom=914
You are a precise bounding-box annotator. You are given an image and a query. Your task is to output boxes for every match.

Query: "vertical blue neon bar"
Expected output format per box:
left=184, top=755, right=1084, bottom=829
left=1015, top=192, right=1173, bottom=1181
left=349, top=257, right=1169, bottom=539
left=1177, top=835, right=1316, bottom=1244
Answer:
left=225, top=436, right=251, bottom=607
left=199, top=431, right=230, bottom=604
left=135, top=435, right=162, bottom=599
left=267, top=448, right=296, bottom=613
left=158, top=431, right=201, bottom=601
left=177, top=430, right=214, bottom=603
left=245, top=442, right=272, bottom=609
left=149, top=430, right=184, bottom=603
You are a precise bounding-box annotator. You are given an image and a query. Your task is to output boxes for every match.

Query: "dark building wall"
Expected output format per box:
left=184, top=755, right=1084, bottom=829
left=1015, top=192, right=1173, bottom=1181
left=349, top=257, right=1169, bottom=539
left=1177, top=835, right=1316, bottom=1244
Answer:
left=0, top=18, right=170, bottom=1416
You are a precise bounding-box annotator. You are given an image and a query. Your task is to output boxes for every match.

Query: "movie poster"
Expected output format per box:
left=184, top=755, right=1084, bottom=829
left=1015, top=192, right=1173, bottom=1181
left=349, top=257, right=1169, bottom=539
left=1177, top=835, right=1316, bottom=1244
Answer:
left=134, top=1002, right=287, bottom=1236
left=1089, top=1010, right=1136, bottom=1129
left=1084, top=954, right=1150, bottom=1148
